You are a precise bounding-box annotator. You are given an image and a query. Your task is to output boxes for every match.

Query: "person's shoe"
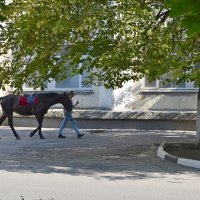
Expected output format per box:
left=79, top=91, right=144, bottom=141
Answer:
left=77, top=133, right=84, bottom=139
left=58, top=134, right=66, bottom=139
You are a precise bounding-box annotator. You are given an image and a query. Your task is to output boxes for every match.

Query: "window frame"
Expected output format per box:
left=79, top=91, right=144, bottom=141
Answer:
left=23, top=56, right=93, bottom=92
left=142, top=77, right=198, bottom=93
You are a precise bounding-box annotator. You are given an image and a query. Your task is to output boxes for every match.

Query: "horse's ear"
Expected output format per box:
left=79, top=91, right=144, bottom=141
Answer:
left=64, top=92, right=68, bottom=96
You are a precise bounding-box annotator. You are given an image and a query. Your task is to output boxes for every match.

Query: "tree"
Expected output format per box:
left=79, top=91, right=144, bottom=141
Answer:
left=0, top=0, right=6, bottom=28
left=165, top=0, right=200, bottom=36
left=1, top=0, right=195, bottom=90
left=0, top=1, right=200, bottom=144
left=164, top=0, right=200, bottom=147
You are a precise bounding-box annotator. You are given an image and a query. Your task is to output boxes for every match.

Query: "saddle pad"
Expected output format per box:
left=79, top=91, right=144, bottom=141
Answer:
left=19, top=95, right=38, bottom=106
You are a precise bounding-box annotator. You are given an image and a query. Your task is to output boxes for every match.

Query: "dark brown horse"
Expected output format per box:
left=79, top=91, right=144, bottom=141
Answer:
left=0, top=92, right=71, bottom=140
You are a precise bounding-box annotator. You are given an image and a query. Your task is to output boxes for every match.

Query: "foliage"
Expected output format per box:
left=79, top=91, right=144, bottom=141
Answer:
left=0, top=0, right=199, bottom=92
left=165, top=0, right=200, bottom=36
left=0, top=0, right=6, bottom=28
left=163, top=0, right=200, bottom=86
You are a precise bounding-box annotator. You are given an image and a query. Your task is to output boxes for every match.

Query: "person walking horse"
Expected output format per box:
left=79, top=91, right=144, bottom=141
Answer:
left=58, top=91, right=84, bottom=139
left=0, top=92, right=71, bottom=139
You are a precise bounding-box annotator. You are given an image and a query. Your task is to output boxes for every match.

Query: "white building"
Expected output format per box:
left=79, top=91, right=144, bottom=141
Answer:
left=1, top=0, right=198, bottom=130
left=0, top=77, right=198, bottom=130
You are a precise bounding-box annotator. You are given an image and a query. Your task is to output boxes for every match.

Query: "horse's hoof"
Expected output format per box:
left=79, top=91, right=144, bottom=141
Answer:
left=16, top=137, right=21, bottom=140
left=30, top=132, right=34, bottom=137
left=40, top=136, right=45, bottom=139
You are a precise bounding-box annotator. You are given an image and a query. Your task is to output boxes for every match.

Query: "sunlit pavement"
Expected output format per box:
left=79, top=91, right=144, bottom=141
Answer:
left=0, top=126, right=199, bottom=200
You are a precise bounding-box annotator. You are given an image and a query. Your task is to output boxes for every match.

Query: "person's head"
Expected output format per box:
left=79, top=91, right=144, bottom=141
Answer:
left=68, top=90, right=74, bottom=99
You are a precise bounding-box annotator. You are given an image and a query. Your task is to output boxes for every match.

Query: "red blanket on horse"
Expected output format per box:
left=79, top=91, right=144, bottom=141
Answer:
left=19, top=95, right=39, bottom=106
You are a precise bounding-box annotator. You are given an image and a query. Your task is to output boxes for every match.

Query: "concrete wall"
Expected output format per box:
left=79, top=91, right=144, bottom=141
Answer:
left=55, top=86, right=113, bottom=110
left=77, top=86, right=113, bottom=110
left=1, top=79, right=198, bottom=111
left=0, top=79, right=199, bottom=131
left=113, top=81, right=134, bottom=111
left=1, top=85, right=113, bottom=110
left=113, top=79, right=198, bottom=112
left=133, top=92, right=197, bottom=111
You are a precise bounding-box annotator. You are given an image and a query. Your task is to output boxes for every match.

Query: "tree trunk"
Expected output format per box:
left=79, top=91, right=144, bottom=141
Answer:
left=195, top=86, right=200, bottom=148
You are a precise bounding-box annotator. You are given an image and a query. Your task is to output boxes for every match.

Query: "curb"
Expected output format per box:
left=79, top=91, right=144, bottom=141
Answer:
left=157, top=141, right=200, bottom=169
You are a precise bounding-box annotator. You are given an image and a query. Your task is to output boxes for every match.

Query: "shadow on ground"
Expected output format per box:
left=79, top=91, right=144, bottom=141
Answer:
left=0, top=127, right=199, bottom=181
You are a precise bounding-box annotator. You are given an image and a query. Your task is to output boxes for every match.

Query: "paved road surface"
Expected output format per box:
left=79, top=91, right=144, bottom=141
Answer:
left=0, top=126, right=199, bottom=200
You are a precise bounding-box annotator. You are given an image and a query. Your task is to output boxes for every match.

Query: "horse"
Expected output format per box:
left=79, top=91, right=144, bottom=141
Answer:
left=0, top=92, right=71, bottom=140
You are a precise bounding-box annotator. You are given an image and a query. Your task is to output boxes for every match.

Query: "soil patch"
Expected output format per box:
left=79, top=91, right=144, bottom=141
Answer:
left=165, top=143, right=200, bottom=161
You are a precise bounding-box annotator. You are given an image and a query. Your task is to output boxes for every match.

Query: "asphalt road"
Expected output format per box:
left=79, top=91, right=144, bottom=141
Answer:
left=0, top=126, right=199, bottom=200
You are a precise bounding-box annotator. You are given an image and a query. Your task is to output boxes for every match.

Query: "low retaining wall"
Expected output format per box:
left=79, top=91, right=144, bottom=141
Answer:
left=1, top=109, right=197, bottom=131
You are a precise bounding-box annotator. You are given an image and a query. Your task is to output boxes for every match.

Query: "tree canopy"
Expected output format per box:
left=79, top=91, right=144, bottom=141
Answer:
left=0, top=0, right=199, bottom=92
left=165, top=0, right=200, bottom=36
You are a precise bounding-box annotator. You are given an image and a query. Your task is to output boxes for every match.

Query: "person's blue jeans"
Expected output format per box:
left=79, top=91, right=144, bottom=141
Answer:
left=58, top=112, right=80, bottom=135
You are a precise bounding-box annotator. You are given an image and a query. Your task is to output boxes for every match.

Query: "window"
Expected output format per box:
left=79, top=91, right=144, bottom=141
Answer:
left=23, top=64, right=92, bottom=91
left=55, top=62, right=92, bottom=89
left=23, top=73, right=92, bottom=91
left=143, top=77, right=196, bottom=90
left=23, top=45, right=92, bottom=91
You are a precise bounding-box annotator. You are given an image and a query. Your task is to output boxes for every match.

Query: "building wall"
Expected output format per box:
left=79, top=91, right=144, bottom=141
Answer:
left=112, top=79, right=198, bottom=111
left=0, top=79, right=198, bottom=112
left=113, top=81, right=134, bottom=111
left=71, top=86, right=113, bottom=110
left=0, top=79, right=198, bottom=131
left=131, top=80, right=198, bottom=111
left=0, top=85, right=113, bottom=110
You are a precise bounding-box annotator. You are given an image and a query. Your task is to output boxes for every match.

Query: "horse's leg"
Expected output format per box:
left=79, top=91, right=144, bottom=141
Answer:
left=7, top=115, right=21, bottom=140
left=30, top=115, right=42, bottom=138
left=30, top=127, right=39, bottom=137
left=30, top=112, right=39, bottom=137
left=0, top=113, right=7, bottom=125
left=35, top=114, right=45, bottom=139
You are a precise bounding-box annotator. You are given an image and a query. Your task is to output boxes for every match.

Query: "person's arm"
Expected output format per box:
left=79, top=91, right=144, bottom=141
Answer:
left=73, top=100, right=79, bottom=108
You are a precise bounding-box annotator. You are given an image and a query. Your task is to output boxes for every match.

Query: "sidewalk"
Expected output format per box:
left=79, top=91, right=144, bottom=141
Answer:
left=0, top=126, right=199, bottom=200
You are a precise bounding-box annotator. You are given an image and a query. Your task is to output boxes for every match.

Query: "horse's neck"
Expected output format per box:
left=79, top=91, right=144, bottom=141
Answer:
left=45, top=94, right=63, bottom=109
